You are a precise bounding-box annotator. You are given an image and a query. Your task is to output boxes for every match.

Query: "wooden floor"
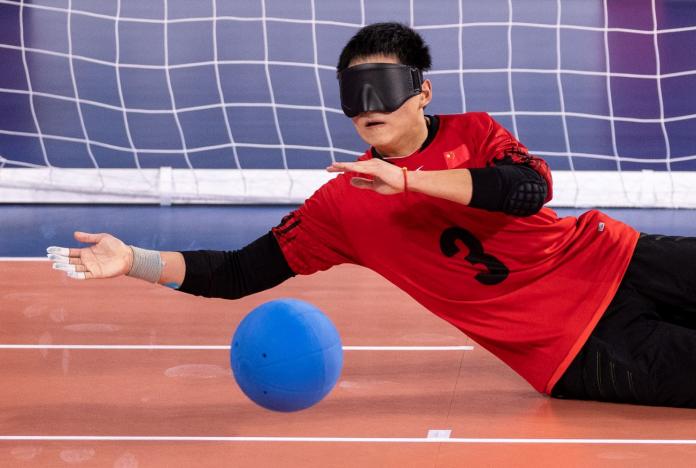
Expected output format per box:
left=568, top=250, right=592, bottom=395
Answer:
left=1, top=260, right=696, bottom=467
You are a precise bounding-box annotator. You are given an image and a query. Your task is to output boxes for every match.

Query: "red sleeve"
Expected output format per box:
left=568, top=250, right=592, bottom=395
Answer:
left=271, top=177, right=356, bottom=275
left=478, top=114, right=553, bottom=203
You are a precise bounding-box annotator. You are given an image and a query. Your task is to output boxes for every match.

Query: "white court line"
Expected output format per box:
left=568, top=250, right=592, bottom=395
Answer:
left=0, top=435, right=694, bottom=444
left=0, top=344, right=473, bottom=351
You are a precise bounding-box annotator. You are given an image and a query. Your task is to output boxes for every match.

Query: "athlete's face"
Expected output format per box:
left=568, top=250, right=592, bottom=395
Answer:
left=347, top=54, right=432, bottom=157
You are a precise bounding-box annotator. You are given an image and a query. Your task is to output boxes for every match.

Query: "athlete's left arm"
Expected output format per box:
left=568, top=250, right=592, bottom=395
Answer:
left=327, top=117, right=552, bottom=216
left=326, top=161, right=546, bottom=217
left=406, top=116, right=552, bottom=216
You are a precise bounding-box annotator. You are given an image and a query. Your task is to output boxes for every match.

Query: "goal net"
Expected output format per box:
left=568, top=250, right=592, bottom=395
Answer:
left=1, top=0, right=695, bottom=206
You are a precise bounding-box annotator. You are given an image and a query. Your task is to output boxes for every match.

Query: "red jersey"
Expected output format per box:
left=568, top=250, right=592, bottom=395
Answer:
left=272, top=112, right=639, bottom=394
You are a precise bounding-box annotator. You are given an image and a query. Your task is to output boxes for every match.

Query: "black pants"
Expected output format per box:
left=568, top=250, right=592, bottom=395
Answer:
left=551, top=234, right=696, bottom=408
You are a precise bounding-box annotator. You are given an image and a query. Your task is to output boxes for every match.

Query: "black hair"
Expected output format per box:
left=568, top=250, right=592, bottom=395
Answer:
left=336, top=22, right=432, bottom=73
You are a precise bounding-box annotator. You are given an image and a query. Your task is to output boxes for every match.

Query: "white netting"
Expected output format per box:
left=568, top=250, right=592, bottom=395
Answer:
left=0, top=0, right=695, bottom=206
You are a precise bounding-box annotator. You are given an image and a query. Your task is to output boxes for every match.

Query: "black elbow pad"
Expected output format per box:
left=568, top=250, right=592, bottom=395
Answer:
left=503, top=175, right=547, bottom=216
left=469, top=165, right=547, bottom=217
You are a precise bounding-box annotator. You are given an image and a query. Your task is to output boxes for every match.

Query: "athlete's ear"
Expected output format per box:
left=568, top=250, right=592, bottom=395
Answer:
left=419, top=79, right=432, bottom=109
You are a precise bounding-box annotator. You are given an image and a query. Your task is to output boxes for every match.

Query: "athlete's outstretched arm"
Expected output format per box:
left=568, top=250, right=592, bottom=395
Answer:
left=48, top=230, right=295, bottom=299
left=47, top=231, right=185, bottom=284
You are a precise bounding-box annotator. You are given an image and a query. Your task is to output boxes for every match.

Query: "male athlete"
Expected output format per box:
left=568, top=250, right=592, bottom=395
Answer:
left=48, top=23, right=696, bottom=408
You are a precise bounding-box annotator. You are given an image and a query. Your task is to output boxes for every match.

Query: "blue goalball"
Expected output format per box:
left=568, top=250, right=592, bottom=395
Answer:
left=230, top=299, right=343, bottom=412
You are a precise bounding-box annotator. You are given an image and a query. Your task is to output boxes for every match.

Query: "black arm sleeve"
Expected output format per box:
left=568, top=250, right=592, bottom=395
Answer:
left=468, top=164, right=548, bottom=217
left=177, top=231, right=296, bottom=299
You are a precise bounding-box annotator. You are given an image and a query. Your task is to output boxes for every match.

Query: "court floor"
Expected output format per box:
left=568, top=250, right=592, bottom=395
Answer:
left=1, top=206, right=696, bottom=467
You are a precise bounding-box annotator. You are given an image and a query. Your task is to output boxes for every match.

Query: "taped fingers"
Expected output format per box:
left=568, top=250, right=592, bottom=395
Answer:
left=52, top=263, right=88, bottom=273
left=53, top=267, right=90, bottom=280
left=47, top=246, right=70, bottom=256
left=48, top=246, right=90, bottom=280
left=46, top=246, right=82, bottom=263
left=47, top=254, right=84, bottom=266
left=51, top=262, right=90, bottom=280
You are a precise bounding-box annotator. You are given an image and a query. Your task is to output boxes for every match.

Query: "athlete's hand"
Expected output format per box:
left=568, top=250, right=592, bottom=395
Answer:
left=327, top=159, right=406, bottom=195
left=47, top=231, right=133, bottom=280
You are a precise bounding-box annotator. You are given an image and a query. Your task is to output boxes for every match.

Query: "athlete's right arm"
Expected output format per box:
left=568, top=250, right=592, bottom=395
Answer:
left=47, top=231, right=186, bottom=284
left=48, top=230, right=295, bottom=299
left=49, top=181, right=350, bottom=298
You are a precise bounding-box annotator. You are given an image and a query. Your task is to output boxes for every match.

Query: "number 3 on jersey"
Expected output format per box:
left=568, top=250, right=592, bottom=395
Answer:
left=439, top=227, right=509, bottom=285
